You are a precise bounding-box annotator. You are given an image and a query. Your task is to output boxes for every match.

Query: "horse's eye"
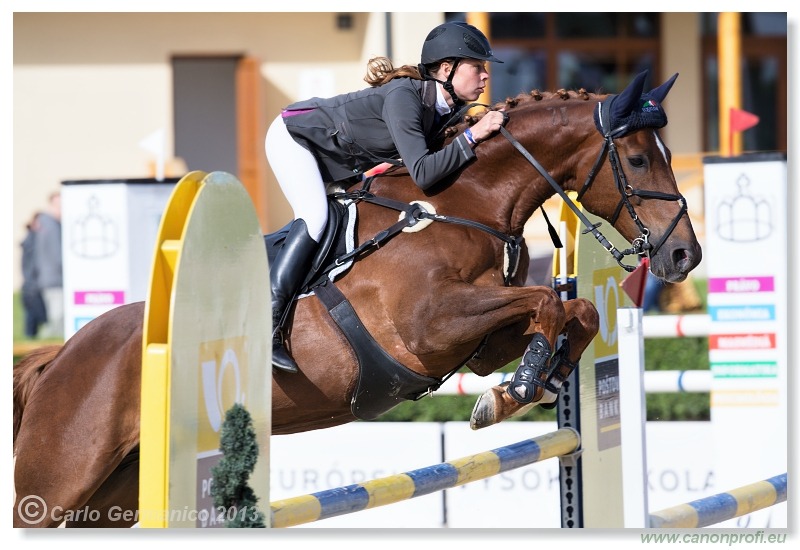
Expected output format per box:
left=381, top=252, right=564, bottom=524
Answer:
left=628, top=156, right=645, bottom=168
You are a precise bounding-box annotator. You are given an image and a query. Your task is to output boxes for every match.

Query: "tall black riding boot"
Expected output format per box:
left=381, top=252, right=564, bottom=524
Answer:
left=271, top=219, right=318, bottom=373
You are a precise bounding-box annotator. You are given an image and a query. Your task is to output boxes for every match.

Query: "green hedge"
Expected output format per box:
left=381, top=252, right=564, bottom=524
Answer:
left=376, top=334, right=710, bottom=423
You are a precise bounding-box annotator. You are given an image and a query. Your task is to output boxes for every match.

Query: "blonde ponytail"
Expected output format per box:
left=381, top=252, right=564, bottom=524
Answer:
left=364, top=56, right=422, bottom=87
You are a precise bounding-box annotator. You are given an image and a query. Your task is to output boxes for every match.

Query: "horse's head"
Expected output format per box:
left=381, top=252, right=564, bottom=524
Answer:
left=572, top=71, right=701, bottom=282
left=486, top=71, right=697, bottom=283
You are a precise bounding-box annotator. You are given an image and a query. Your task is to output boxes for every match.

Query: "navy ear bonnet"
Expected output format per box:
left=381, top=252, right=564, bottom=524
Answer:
left=594, top=71, right=678, bottom=137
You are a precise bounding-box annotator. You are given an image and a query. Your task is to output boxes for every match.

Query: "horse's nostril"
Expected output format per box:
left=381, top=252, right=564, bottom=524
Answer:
left=672, top=248, right=688, bottom=266
left=672, top=246, right=702, bottom=275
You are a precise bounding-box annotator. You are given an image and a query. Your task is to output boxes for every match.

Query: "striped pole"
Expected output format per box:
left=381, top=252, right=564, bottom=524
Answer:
left=649, top=473, right=787, bottom=528
left=436, top=370, right=711, bottom=395
left=642, top=314, right=711, bottom=338
left=270, top=428, right=580, bottom=528
left=644, top=370, right=711, bottom=393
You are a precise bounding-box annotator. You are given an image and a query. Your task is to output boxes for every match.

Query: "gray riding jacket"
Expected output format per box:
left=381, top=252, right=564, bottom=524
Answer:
left=281, top=78, right=475, bottom=189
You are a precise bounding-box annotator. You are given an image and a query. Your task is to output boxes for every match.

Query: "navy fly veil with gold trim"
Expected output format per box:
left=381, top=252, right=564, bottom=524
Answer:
left=593, top=71, right=677, bottom=137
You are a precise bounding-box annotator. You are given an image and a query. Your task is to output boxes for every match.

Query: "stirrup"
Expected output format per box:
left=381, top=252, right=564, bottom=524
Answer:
left=506, top=333, right=551, bottom=404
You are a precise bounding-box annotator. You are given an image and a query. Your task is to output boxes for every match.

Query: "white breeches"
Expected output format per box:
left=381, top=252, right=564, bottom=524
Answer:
left=265, top=114, right=328, bottom=242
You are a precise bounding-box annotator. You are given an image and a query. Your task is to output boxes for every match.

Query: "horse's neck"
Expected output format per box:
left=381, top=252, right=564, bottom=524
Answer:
left=468, top=98, right=599, bottom=234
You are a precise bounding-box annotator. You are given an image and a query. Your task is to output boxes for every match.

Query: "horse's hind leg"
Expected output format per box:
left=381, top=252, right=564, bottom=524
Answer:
left=63, top=449, right=140, bottom=528
left=470, top=297, right=599, bottom=430
left=14, top=440, right=105, bottom=527
left=13, top=428, right=132, bottom=528
left=15, top=439, right=139, bottom=528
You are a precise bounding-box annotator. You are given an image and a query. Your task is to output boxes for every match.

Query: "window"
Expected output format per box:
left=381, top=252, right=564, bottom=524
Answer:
left=447, top=13, right=661, bottom=99
left=446, top=12, right=786, bottom=153
left=701, top=13, right=786, bottom=152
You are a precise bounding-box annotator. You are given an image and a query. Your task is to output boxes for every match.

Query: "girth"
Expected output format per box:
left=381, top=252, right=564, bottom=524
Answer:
left=312, top=278, right=442, bottom=420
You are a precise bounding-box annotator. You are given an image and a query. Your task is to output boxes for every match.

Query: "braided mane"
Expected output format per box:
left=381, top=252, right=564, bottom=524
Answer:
left=444, top=87, right=599, bottom=138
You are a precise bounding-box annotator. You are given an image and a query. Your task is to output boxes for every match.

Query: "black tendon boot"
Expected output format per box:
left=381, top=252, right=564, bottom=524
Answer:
left=506, top=333, right=552, bottom=404
left=271, top=219, right=318, bottom=373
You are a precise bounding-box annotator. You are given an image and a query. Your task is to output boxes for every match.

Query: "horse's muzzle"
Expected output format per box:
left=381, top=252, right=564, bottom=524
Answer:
left=651, top=239, right=702, bottom=282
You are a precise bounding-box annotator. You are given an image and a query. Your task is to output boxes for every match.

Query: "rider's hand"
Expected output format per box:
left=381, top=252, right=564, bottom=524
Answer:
left=469, top=109, right=507, bottom=144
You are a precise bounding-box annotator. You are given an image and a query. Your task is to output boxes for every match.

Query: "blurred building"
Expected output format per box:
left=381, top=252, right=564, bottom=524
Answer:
left=12, top=12, right=787, bottom=289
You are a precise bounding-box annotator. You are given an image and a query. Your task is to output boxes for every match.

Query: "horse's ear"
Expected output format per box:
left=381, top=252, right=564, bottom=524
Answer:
left=649, top=73, right=679, bottom=104
left=611, top=70, right=649, bottom=120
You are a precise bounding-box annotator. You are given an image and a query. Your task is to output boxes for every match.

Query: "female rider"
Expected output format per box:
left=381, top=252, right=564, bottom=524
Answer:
left=265, top=21, right=507, bottom=373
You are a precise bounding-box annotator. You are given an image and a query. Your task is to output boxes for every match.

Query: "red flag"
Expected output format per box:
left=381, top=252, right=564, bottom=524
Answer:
left=730, top=107, right=760, bottom=133
left=620, top=257, right=650, bottom=308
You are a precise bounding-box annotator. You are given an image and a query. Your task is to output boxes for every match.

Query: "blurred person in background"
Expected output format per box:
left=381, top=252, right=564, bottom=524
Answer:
left=35, top=191, right=64, bottom=339
left=20, top=212, right=47, bottom=339
left=643, top=270, right=702, bottom=314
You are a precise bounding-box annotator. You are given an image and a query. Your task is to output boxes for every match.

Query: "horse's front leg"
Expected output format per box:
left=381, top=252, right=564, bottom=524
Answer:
left=470, top=297, right=599, bottom=429
left=408, top=282, right=568, bottom=424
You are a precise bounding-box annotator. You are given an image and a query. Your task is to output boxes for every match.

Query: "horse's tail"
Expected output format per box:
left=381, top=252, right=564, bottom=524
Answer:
left=13, top=345, right=62, bottom=447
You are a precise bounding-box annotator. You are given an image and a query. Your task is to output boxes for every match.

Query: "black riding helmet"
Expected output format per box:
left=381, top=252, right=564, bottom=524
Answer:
left=421, top=21, right=502, bottom=64
left=418, top=21, right=503, bottom=108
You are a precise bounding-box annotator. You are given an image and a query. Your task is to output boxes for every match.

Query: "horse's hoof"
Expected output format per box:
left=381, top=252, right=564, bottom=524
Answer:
left=470, top=394, right=495, bottom=430
left=470, top=386, right=504, bottom=430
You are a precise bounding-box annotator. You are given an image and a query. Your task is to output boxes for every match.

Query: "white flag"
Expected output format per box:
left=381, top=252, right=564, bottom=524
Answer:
left=139, top=128, right=165, bottom=181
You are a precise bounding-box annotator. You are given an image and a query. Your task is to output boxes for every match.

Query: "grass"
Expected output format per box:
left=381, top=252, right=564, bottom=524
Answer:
left=12, top=292, right=24, bottom=342
left=12, top=292, right=63, bottom=361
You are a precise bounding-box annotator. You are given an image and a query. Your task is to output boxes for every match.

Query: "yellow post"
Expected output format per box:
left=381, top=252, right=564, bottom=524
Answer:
left=467, top=12, right=493, bottom=112
left=718, top=13, right=742, bottom=157
left=140, top=172, right=206, bottom=527
left=140, top=171, right=272, bottom=528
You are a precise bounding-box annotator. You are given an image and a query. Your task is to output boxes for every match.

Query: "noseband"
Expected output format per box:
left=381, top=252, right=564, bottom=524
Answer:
left=500, top=96, right=687, bottom=272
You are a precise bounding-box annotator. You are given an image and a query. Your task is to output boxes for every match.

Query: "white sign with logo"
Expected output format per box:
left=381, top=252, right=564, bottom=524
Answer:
left=61, top=179, right=175, bottom=339
left=703, top=154, right=787, bottom=528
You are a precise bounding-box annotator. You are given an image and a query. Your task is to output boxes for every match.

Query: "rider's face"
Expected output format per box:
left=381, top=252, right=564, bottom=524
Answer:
left=448, top=59, right=489, bottom=103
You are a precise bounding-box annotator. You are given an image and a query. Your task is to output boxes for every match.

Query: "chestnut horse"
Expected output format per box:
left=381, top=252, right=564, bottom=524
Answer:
left=13, top=71, right=701, bottom=527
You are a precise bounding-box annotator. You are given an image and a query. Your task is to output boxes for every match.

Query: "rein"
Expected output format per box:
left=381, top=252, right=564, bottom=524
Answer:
left=328, top=188, right=524, bottom=286
left=499, top=125, right=634, bottom=270
left=498, top=96, right=687, bottom=272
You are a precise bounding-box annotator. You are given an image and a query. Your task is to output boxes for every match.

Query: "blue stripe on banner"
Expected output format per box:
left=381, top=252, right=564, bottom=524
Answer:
left=407, top=463, right=460, bottom=497
left=495, top=439, right=542, bottom=472
left=691, top=493, right=739, bottom=527
left=769, top=473, right=787, bottom=502
left=708, top=304, right=775, bottom=322
left=316, top=485, right=370, bottom=520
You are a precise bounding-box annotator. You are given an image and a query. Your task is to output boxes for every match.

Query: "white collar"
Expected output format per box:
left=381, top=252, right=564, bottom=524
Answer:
left=434, top=83, right=452, bottom=116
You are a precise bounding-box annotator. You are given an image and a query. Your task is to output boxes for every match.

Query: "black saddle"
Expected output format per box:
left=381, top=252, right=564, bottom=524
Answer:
left=264, top=198, right=352, bottom=295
